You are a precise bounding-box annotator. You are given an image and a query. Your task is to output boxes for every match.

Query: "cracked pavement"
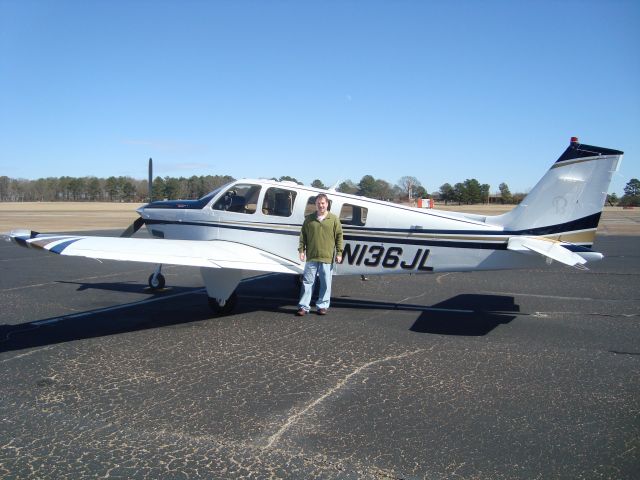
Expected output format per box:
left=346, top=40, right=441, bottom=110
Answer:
left=1, top=234, right=639, bottom=479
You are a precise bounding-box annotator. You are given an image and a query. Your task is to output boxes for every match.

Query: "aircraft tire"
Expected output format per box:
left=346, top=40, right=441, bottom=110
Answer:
left=148, top=273, right=166, bottom=290
left=208, top=291, right=238, bottom=315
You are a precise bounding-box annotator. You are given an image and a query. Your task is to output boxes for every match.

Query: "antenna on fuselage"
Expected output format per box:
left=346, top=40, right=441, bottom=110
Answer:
left=328, top=179, right=342, bottom=191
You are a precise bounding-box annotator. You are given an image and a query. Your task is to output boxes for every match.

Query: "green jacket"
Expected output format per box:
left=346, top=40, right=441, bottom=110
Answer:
left=298, top=212, right=343, bottom=263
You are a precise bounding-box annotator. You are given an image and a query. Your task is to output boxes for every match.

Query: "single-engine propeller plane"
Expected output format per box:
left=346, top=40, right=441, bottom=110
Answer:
left=3, top=138, right=623, bottom=314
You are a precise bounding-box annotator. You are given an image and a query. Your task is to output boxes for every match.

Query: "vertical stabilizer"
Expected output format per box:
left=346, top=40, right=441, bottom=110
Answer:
left=490, top=138, right=623, bottom=241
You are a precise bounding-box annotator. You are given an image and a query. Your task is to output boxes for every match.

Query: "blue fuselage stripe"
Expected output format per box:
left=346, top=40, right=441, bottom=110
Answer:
left=143, top=211, right=599, bottom=238
left=143, top=215, right=596, bottom=251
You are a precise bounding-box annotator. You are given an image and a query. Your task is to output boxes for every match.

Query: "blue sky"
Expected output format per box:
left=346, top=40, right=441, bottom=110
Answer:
left=1, top=0, right=638, bottom=196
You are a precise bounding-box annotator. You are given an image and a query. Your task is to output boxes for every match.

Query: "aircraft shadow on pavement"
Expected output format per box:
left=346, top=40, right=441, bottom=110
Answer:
left=1, top=278, right=519, bottom=353
left=241, top=274, right=520, bottom=336
left=0, top=289, right=211, bottom=354
left=56, top=279, right=195, bottom=295
left=0, top=275, right=279, bottom=355
left=409, top=294, right=519, bottom=336
left=238, top=281, right=519, bottom=336
left=315, top=294, right=519, bottom=336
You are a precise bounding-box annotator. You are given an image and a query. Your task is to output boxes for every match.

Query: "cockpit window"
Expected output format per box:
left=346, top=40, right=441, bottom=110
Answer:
left=262, top=187, right=297, bottom=217
left=212, top=184, right=261, bottom=214
left=339, top=203, right=367, bottom=226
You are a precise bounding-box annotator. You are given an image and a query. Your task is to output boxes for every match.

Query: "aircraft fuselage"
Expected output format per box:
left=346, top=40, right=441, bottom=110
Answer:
left=138, top=178, right=585, bottom=275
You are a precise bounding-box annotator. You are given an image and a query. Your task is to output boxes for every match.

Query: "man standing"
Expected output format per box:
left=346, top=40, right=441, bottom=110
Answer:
left=297, top=193, right=343, bottom=316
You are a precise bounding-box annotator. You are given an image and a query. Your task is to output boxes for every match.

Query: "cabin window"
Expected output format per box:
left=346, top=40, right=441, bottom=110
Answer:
left=212, top=184, right=261, bottom=214
left=304, top=195, right=332, bottom=217
left=339, top=203, right=368, bottom=226
left=262, top=187, right=297, bottom=217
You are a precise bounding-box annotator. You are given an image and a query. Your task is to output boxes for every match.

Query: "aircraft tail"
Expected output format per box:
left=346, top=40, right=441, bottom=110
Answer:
left=489, top=137, right=623, bottom=248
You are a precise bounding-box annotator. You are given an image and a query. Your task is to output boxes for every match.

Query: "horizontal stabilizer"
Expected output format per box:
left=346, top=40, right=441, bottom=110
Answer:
left=507, top=236, right=598, bottom=268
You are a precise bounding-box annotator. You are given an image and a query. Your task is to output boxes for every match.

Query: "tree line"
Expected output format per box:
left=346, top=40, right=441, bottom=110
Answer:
left=0, top=175, right=234, bottom=202
left=0, top=173, right=504, bottom=204
left=1, top=174, right=638, bottom=206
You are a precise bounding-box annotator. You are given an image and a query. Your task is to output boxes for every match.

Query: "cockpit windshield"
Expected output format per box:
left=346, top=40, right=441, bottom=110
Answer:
left=198, top=181, right=234, bottom=203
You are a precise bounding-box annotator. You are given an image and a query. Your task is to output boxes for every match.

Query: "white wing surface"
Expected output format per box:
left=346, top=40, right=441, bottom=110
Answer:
left=5, top=230, right=303, bottom=274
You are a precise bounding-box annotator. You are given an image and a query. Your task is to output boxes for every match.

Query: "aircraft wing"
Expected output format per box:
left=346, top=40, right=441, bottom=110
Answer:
left=506, top=236, right=600, bottom=268
left=3, top=230, right=303, bottom=274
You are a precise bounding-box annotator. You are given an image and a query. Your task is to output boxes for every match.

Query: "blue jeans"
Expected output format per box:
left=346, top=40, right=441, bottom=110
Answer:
left=298, top=261, right=333, bottom=311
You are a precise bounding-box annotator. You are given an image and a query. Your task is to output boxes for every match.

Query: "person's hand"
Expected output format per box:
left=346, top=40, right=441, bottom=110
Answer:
left=299, top=252, right=305, bottom=262
left=336, top=255, right=342, bottom=264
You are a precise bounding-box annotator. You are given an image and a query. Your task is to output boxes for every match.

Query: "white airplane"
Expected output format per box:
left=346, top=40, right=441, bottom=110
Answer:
left=4, top=137, right=623, bottom=314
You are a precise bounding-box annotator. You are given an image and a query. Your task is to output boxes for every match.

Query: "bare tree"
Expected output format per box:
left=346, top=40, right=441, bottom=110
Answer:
left=398, top=176, right=421, bottom=201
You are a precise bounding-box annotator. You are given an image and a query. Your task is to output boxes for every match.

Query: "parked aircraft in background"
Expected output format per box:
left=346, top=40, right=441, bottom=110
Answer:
left=4, top=138, right=623, bottom=314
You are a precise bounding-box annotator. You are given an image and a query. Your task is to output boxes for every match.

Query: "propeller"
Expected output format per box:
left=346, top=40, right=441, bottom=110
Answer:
left=120, top=216, right=146, bottom=237
left=120, top=158, right=153, bottom=238
left=148, top=157, right=153, bottom=202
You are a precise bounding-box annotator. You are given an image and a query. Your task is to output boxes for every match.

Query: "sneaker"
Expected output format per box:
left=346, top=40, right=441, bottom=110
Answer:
left=317, top=308, right=328, bottom=315
left=296, top=308, right=307, bottom=316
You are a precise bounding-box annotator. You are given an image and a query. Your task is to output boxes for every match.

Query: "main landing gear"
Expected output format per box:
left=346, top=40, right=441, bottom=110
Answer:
left=201, top=267, right=243, bottom=315
left=148, top=265, right=166, bottom=290
left=208, top=291, right=238, bottom=315
left=145, top=265, right=241, bottom=315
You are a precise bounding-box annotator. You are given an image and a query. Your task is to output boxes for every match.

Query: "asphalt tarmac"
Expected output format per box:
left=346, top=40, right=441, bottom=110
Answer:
left=1, top=232, right=638, bottom=479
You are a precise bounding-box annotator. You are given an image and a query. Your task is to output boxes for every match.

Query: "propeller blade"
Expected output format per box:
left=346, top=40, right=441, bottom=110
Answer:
left=120, top=217, right=145, bottom=237
left=122, top=157, right=152, bottom=237
left=148, top=157, right=153, bottom=202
